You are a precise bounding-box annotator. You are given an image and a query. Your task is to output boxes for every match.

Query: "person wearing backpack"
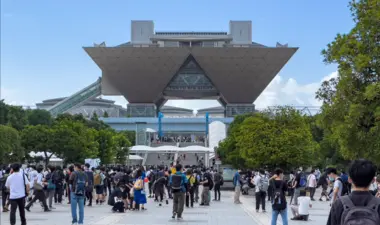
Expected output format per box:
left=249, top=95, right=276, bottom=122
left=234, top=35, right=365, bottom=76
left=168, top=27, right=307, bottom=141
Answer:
left=185, top=168, right=195, bottom=207
left=327, top=159, right=380, bottom=225
left=253, top=169, right=269, bottom=212
left=270, top=168, right=288, bottom=225
left=93, top=168, right=105, bottom=205
left=45, top=165, right=57, bottom=210
left=327, top=167, right=348, bottom=204
left=84, top=163, right=94, bottom=206
left=170, top=164, right=188, bottom=219
left=25, top=165, right=50, bottom=212
left=69, top=163, right=88, bottom=225
left=213, top=170, right=222, bottom=201
left=200, top=169, right=213, bottom=206
left=292, top=169, right=306, bottom=205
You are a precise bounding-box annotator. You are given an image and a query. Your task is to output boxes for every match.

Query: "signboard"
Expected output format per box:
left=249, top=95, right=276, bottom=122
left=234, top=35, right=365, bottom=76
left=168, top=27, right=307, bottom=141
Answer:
left=215, top=160, right=222, bottom=165
left=222, top=168, right=238, bottom=181
left=85, top=158, right=101, bottom=169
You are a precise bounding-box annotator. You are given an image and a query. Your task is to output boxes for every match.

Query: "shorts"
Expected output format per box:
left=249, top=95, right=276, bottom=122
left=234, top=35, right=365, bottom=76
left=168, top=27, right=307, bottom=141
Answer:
left=95, top=185, right=104, bottom=195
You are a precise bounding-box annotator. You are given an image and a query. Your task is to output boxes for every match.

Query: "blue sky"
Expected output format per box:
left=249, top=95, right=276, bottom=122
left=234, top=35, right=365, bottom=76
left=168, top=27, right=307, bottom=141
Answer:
left=1, top=0, right=353, bottom=109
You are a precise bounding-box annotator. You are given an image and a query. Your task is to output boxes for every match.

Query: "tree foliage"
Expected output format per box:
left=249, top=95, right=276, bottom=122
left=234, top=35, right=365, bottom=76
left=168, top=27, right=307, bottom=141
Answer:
left=21, top=125, right=55, bottom=166
left=316, top=0, right=380, bottom=164
left=27, top=109, right=53, bottom=126
left=113, top=133, right=131, bottom=164
left=96, top=129, right=116, bottom=165
left=0, top=125, right=23, bottom=164
left=0, top=101, right=132, bottom=165
left=217, top=108, right=318, bottom=170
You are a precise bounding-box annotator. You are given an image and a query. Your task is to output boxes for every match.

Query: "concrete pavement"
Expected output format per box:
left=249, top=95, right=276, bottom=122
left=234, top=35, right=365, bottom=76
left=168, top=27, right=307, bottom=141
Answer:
left=0, top=189, right=331, bottom=225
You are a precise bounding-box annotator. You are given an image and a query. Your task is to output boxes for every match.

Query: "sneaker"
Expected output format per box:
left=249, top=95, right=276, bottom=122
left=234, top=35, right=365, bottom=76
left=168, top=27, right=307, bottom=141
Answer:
left=172, top=213, right=176, bottom=219
left=166, top=200, right=169, bottom=205
left=177, top=216, right=183, bottom=220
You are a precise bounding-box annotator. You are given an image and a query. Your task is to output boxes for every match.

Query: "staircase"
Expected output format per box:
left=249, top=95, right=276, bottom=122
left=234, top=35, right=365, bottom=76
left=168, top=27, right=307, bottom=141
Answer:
left=48, top=78, right=102, bottom=117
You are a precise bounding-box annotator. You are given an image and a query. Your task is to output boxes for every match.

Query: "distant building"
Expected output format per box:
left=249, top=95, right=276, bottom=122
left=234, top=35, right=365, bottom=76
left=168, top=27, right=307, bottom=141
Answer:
left=36, top=97, right=127, bottom=118
left=197, top=106, right=225, bottom=118
left=36, top=97, right=194, bottom=118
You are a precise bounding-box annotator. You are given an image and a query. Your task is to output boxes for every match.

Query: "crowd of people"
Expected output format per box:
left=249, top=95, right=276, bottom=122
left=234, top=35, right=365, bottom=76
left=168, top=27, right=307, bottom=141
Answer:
left=1, top=159, right=380, bottom=225
left=0, top=162, right=223, bottom=225
left=232, top=159, right=380, bottom=225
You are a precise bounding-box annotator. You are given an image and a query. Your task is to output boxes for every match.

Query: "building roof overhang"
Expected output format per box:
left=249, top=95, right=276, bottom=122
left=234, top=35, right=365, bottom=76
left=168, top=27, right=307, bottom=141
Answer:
left=84, top=46, right=297, bottom=104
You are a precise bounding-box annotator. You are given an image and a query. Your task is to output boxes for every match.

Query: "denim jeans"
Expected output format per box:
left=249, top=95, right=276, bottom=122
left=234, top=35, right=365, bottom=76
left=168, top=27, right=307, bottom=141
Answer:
left=271, top=209, right=288, bottom=225
left=71, top=194, right=85, bottom=224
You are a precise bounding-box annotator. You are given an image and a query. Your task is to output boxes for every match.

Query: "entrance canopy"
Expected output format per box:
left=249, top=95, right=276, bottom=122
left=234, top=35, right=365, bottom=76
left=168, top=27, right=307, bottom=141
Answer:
left=130, top=145, right=213, bottom=153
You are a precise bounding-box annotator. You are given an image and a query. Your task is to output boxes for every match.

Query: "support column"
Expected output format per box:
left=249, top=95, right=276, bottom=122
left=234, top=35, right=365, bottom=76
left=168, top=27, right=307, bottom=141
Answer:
left=135, top=122, right=147, bottom=145
left=225, top=104, right=255, bottom=117
left=205, top=153, right=209, bottom=167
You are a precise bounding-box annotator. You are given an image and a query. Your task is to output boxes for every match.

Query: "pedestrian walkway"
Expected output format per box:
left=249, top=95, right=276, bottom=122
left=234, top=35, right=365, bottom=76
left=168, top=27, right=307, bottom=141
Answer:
left=1, top=191, right=261, bottom=225
left=240, top=188, right=330, bottom=225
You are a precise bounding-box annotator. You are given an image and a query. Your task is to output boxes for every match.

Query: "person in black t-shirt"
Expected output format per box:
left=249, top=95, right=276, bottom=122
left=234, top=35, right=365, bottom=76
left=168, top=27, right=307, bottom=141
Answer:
left=109, top=185, right=125, bottom=213
left=271, top=168, right=288, bottom=225
left=327, top=159, right=380, bottom=225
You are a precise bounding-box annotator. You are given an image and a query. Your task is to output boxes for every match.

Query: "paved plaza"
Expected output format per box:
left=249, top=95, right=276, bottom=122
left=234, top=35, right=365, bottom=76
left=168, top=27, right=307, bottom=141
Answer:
left=1, top=189, right=330, bottom=225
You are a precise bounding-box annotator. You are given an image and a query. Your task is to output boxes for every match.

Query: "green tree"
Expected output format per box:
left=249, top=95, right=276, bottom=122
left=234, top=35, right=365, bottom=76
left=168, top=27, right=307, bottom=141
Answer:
left=97, top=129, right=116, bottom=165
left=235, top=107, right=317, bottom=170
left=51, top=119, right=99, bottom=164
left=119, top=130, right=136, bottom=146
left=113, top=133, right=131, bottom=164
left=316, top=0, right=380, bottom=164
left=103, top=111, right=109, bottom=118
left=27, top=109, right=53, bottom=126
left=7, top=105, right=28, bottom=130
left=0, top=100, right=9, bottom=125
left=21, top=125, right=53, bottom=166
left=216, top=114, right=252, bottom=168
left=0, top=125, right=23, bottom=164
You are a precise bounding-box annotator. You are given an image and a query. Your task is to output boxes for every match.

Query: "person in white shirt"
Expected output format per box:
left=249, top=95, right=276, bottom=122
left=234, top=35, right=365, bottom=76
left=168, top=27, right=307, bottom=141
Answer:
left=25, top=166, right=50, bottom=212
left=307, top=169, right=317, bottom=201
left=253, top=169, right=268, bottom=212
left=290, top=190, right=312, bottom=221
left=369, top=176, right=377, bottom=196
left=5, top=163, right=30, bottom=225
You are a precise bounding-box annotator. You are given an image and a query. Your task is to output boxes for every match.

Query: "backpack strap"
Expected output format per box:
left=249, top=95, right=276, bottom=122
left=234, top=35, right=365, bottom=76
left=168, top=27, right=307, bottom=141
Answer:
left=366, top=196, right=380, bottom=210
left=340, top=195, right=355, bottom=209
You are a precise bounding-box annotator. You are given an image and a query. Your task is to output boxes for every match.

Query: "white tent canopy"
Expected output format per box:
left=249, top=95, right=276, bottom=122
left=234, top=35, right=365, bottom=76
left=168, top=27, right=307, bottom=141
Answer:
left=128, top=155, right=144, bottom=160
left=145, top=128, right=157, bottom=133
left=29, top=151, right=63, bottom=162
left=130, top=145, right=213, bottom=153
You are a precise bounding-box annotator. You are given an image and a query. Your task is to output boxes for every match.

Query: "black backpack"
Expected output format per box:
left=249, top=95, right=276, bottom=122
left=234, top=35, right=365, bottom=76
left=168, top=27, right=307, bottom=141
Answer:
left=1, top=174, right=9, bottom=192
left=74, top=172, right=86, bottom=196
left=340, top=196, right=380, bottom=225
left=171, top=174, right=183, bottom=190
left=206, top=173, right=214, bottom=191
left=337, top=178, right=349, bottom=196
left=272, top=180, right=286, bottom=210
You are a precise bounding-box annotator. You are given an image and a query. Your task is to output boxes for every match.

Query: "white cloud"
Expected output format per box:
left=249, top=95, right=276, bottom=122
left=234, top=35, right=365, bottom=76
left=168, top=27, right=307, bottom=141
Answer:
left=254, top=71, right=338, bottom=109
